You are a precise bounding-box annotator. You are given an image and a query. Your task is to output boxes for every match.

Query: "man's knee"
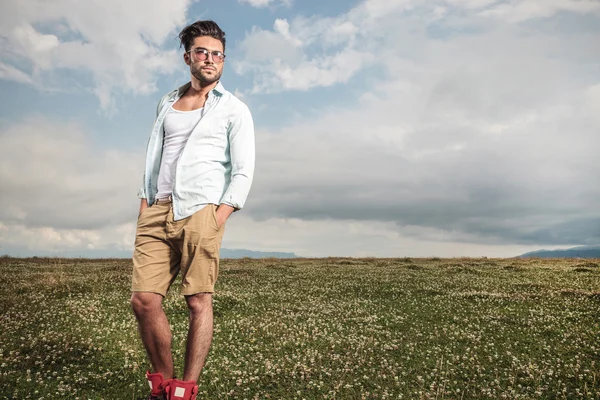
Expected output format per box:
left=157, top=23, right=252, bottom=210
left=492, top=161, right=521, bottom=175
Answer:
left=130, top=292, right=163, bottom=318
left=185, top=293, right=212, bottom=316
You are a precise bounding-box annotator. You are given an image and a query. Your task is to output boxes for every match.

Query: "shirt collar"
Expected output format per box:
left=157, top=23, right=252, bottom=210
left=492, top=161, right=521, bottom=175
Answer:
left=173, top=81, right=225, bottom=100
left=213, top=81, right=225, bottom=95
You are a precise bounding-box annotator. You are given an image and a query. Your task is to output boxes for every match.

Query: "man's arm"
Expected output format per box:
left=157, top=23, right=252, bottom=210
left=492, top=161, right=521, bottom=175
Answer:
left=217, top=104, right=255, bottom=223
left=139, top=198, right=148, bottom=216
left=215, top=204, right=234, bottom=227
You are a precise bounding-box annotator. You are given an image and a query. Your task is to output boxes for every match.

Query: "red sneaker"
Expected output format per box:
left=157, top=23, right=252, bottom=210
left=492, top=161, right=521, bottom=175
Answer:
left=145, top=370, right=166, bottom=400
left=164, top=379, right=198, bottom=400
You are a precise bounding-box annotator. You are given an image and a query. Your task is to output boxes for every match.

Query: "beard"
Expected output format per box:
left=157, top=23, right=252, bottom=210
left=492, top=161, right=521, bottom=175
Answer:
left=191, top=63, right=222, bottom=85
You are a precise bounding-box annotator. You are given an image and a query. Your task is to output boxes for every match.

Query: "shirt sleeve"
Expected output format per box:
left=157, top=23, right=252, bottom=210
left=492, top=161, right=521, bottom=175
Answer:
left=220, top=103, right=256, bottom=210
left=137, top=185, right=146, bottom=199
left=137, top=94, right=170, bottom=199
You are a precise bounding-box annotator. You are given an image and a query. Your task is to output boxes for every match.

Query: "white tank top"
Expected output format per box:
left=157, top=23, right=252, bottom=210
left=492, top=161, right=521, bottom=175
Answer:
left=156, top=105, right=204, bottom=200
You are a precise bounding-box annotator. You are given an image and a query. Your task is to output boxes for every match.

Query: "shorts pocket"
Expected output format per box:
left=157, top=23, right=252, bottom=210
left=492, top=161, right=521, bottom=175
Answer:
left=210, top=204, right=220, bottom=230
left=137, top=207, right=148, bottom=220
left=137, top=206, right=154, bottom=226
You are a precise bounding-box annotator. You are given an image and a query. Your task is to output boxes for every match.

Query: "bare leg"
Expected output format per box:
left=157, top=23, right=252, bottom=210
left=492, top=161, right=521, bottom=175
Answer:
left=183, top=293, right=214, bottom=381
left=131, top=292, right=174, bottom=378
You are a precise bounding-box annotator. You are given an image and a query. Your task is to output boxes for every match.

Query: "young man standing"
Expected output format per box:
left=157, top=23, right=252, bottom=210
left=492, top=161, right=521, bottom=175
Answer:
left=131, top=20, right=255, bottom=400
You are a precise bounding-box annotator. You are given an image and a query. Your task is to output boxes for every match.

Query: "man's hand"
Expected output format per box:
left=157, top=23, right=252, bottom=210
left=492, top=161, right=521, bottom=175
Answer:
left=215, top=204, right=235, bottom=228
left=139, top=199, right=148, bottom=216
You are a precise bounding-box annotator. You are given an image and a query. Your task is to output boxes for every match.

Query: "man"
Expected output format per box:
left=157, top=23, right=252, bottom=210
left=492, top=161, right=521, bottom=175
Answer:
left=131, top=20, right=255, bottom=400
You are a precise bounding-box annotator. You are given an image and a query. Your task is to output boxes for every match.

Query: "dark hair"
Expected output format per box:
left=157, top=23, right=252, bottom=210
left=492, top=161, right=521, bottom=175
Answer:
left=179, top=20, right=226, bottom=53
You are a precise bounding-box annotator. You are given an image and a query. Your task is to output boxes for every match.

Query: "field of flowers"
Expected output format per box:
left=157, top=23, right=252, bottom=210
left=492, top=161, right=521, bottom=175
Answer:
left=1, top=256, right=599, bottom=399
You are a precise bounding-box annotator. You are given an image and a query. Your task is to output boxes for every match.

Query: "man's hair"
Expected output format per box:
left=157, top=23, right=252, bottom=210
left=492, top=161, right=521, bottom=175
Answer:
left=179, top=20, right=226, bottom=53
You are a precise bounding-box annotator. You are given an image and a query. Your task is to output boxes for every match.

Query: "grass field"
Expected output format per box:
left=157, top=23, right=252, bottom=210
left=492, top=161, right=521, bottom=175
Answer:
left=0, top=256, right=599, bottom=399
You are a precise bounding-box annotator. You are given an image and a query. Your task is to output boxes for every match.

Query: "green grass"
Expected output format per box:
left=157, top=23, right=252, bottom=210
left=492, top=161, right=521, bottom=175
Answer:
left=1, top=256, right=599, bottom=399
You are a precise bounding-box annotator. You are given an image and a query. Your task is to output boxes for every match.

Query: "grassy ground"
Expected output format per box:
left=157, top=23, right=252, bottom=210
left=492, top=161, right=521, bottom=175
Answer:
left=0, top=256, right=598, bottom=399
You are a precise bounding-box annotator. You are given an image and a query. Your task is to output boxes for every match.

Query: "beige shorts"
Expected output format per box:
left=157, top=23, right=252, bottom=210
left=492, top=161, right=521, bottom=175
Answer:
left=132, top=200, right=225, bottom=296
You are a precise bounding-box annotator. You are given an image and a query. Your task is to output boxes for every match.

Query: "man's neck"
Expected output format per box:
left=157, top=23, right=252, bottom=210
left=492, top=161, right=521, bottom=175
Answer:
left=188, top=77, right=218, bottom=99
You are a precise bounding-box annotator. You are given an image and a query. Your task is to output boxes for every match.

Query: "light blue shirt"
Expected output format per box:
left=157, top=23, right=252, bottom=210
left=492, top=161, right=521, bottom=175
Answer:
left=138, top=81, right=255, bottom=221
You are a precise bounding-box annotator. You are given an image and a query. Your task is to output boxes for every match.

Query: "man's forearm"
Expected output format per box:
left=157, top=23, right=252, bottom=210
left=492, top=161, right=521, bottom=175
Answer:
left=216, top=203, right=235, bottom=227
left=139, top=199, right=148, bottom=215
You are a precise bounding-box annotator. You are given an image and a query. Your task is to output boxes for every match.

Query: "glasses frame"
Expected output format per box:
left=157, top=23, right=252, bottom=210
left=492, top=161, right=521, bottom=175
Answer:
left=187, top=47, right=226, bottom=64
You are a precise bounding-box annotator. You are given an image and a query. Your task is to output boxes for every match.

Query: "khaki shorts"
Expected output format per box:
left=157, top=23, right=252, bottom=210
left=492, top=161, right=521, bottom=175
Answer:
left=132, top=201, right=225, bottom=296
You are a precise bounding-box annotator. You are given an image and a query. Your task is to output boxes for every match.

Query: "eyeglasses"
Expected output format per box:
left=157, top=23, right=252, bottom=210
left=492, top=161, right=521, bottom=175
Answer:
left=187, top=47, right=226, bottom=64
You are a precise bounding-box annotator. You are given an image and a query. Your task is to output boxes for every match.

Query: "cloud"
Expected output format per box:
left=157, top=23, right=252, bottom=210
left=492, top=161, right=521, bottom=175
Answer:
left=238, top=4, right=600, bottom=247
left=442, top=0, right=498, bottom=10
left=0, top=222, right=136, bottom=256
left=480, top=0, right=600, bottom=22
left=0, top=214, right=551, bottom=258
left=0, top=0, right=191, bottom=110
left=0, top=111, right=581, bottom=258
left=238, top=0, right=292, bottom=8
left=0, top=117, right=143, bottom=230
left=1, top=115, right=548, bottom=258
left=0, top=116, right=147, bottom=255
left=234, top=5, right=381, bottom=92
left=220, top=215, right=573, bottom=257
left=235, top=0, right=600, bottom=93
left=0, top=61, right=33, bottom=84
left=233, top=0, right=425, bottom=92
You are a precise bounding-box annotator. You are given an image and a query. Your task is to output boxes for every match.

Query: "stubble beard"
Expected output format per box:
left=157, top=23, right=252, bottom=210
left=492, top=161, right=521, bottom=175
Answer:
left=191, top=64, right=222, bottom=85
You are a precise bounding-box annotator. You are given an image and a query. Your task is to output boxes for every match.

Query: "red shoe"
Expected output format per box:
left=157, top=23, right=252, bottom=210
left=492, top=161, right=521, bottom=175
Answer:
left=145, top=370, right=166, bottom=400
left=164, top=379, right=198, bottom=400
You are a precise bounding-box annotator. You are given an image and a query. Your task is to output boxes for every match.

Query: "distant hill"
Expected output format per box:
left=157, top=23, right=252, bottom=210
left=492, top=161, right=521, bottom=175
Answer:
left=221, top=248, right=298, bottom=259
left=518, top=245, right=600, bottom=259
left=0, top=247, right=298, bottom=259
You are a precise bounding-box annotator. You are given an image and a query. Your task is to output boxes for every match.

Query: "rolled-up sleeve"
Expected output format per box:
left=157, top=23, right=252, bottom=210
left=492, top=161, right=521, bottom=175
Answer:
left=137, top=184, right=146, bottom=199
left=220, top=104, right=255, bottom=210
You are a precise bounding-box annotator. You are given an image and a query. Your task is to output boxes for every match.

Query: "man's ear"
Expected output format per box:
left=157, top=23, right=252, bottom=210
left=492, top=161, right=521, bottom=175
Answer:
left=183, top=52, right=190, bottom=65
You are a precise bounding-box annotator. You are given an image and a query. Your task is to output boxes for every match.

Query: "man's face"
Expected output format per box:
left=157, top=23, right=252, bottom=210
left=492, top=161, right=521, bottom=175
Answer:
left=184, top=36, right=225, bottom=85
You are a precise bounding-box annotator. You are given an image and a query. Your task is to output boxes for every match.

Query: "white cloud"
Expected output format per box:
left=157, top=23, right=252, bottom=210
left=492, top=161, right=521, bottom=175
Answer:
left=0, top=0, right=191, bottom=110
left=273, top=19, right=303, bottom=46
left=222, top=215, right=554, bottom=257
left=238, top=0, right=292, bottom=8
left=0, top=116, right=549, bottom=258
left=235, top=0, right=600, bottom=93
left=2, top=100, right=592, bottom=256
left=442, top=0, right=499, bottom=10
left=239, top=5, right=600, bottom=247
left=0, top=61, right=33, bottom=84
left=0, top=117, right=147, bottom=255
left=234, top=15, right=374, bottom=92
left=0, top=222, right=135, bottom=255
left=234, top=0, right=428, bottom=92
left=0, top=213, right=553, bottom=258
left=480, top=0, right=600, bottom=22
left=0, top=117, right=143, bottom=230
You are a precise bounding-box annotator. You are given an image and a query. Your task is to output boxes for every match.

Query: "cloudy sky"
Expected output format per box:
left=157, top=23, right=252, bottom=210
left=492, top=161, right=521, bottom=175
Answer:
left=0, top=0, right=598, bottom=258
